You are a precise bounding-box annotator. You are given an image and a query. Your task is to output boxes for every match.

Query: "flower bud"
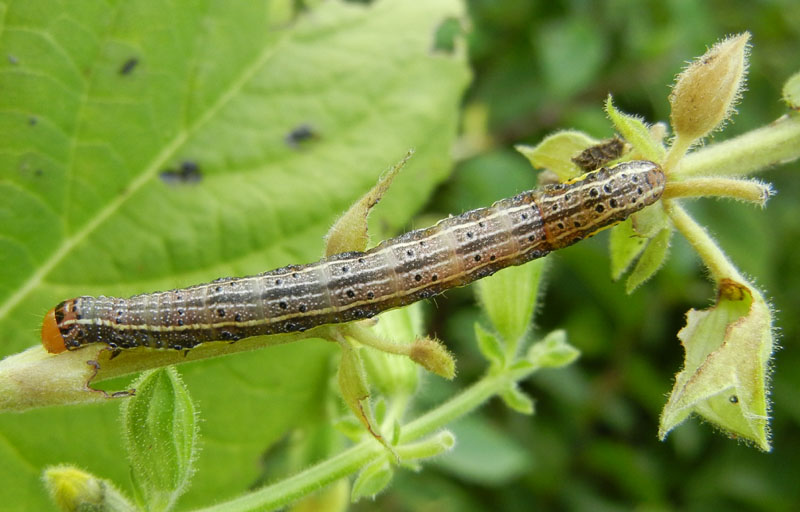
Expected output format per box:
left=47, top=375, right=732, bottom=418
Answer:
left=670, top=33, right=750, bottom=142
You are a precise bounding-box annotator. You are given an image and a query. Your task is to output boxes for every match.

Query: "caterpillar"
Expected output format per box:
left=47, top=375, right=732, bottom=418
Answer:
left=41, top=160, right=665, bottom=354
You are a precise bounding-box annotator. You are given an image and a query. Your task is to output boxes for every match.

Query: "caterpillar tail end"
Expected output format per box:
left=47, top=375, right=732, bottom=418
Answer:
left=41, top=308, right=67, bottom=354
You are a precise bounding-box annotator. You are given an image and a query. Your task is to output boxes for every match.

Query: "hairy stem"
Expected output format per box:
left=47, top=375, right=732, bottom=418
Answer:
left=672, top=114, right=800, bottom=179
left=663, top=178, right=773, bottom=205
left=664, top=200, right=744, bottom=282
left=191, top=370, right=523, bottom=512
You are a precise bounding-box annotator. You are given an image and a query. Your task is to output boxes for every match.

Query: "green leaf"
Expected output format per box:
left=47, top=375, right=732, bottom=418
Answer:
left=515, top=131, right=596, bottom=180
left=351, top=460, right=393, bottom=503
left=605, top=96, right=666, bottom=162
left=534, top=17, right=607, bottom=100
left=474, top=322, right=504, bottom=369
left=527, top=330, right=580, bottom=369
left=625, top=227, right=671, bottom=293
left=0, top=0, right=469, bottom=509
left=121, top=368, right=197, bottom=512
left=499, top=384, right=535, bottom=415
left=610, top=202, right=670, bottom=284
left=609, top=218, right=649, bottom=281
left=659, top=279, right=774, bottom=451
left=476, top=258, right=546, bottom=350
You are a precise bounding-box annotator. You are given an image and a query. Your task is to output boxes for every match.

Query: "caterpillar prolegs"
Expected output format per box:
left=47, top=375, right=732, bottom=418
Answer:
left=41, top=160, right=666, bottom=354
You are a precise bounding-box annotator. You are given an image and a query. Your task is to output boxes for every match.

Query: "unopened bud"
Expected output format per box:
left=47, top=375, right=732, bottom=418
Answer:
left=670, top=33, right=750, bottom=142
left=409, top=337, right=455, bottom=380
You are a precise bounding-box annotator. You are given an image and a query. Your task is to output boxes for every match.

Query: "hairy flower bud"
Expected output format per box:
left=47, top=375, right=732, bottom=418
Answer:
left=670, top=33, right=750, bottom=142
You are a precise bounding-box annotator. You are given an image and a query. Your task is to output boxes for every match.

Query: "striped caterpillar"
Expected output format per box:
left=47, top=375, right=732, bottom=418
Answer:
left=41, top=160, right=665, bottom=354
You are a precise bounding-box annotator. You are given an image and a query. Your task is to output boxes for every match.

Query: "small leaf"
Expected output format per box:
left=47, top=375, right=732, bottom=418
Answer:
left=782, top=70, right=800, bottom=110
left=43, top=465, right=136, bottom=512
left=351, top=460, right=393, bottom=502
left=605, top=96, right=665, bottom=162
left=659, top=279, right=774, bottom=451
left=527, top=330, right=580, bottom=369
left=625, top=227, right=671, bottom=293
left=325, top=150, right=413, bottom=256
left=610, top=203, right=670, bottom=282
left=121, top=367, right=198, bottom=512
left=515, top=131, right=597, bottom=181
left=670, top=33, right=750, bottom=142
left=500, top=384, right=535, bottom=415
left=476, top=258, right=546, bottom=348
left=474, top=322, right=505, bottom=368
left=630, top=198, right=670, bottom=239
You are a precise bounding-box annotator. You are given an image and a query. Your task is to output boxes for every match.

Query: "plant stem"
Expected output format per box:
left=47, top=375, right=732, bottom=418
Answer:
left=193, top=440, right=381, bottom=512
left=191, top=370, right=522, bottom=512
left=664, top=200, right=743, bottom=282
left=672, top=114, right=800, bottom=179
left=662, top=178, right=772, bottom=204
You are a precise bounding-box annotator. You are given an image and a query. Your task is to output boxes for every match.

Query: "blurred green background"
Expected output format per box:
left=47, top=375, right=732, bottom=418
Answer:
left=358, top=1, right=800, bottom=510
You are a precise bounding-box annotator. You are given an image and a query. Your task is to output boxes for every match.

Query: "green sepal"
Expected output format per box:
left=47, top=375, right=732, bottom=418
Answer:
left=610, top=218, right=648, bottom=281
left=474, top=322, right=504, bottom=369
left=499, top=384, right=535, bottom=415
left=515, top=131, right=597, bottom=181
left=610, top=202, right=669, bottom=284
left=324, top=150, right=413, bottom=256
left=337, top=341, right=384, bottom=445
left=782, top=70, right=800, bottom=110
left=476, top=258, right=546, bottom=349
left=351, top=459, right=393, bottom=502
left=625, top=227, right=671, bottom=293
left=659, top=279, right=774, bottom=451
left=605, top=95, right=666, bottom=162
left=631, top=198, right=670, bottom=238
left=527, top=330, right=580, bottom=369
left=121, top=367, right=198, bottom=512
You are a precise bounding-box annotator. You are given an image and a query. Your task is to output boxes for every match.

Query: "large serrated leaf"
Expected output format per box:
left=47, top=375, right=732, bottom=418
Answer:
left=0, top=1, right=469, bottom=509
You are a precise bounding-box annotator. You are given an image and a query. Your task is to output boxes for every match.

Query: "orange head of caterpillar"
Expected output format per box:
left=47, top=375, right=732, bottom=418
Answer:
left=41, top=303, right=68, bottom=354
